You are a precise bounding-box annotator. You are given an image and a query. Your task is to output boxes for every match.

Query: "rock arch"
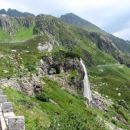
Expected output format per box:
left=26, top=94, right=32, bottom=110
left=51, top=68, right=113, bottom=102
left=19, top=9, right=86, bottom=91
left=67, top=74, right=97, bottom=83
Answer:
left=48, top=64, right=60, bottom=75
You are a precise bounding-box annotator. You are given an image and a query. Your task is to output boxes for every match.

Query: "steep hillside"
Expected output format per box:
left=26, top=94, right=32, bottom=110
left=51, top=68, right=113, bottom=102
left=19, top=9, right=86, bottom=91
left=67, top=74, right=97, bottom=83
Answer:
left=0, top=10, right=130, bottom=130
left=0, top=15, right=35, bottom=42
left=34, top=15, right=130, bottom=66
left=60, top=13, right=102, bottom=33
left=3, top=79, right=108, bottom=130
left=60, top=13, right=130, bottom=54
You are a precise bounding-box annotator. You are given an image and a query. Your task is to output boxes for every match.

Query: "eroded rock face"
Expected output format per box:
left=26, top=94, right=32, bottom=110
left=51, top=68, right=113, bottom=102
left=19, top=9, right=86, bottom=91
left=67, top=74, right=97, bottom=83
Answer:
left=0, top=15, right=13, bottom=31
left=90, top=32, right=117, bottom=53
left=15, top=16, right=34, bottom=28
left=0, top=15, right=34, bottom=33
left=0, top=76, right=43, bottom=96
left=89, top=32, right=129, bottom=64
left=91, top=91, right=113, bottom=111
left=40, top=55, right=84, bottom=76
left=39, top=55, right=84, bottom=91
left=18, top=77, right=43, bottom=96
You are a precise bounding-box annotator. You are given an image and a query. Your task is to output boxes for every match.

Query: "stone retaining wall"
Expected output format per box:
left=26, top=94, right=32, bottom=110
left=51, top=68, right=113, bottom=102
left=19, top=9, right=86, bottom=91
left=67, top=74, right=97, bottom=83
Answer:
left=0, top=89, right=25, bottom=130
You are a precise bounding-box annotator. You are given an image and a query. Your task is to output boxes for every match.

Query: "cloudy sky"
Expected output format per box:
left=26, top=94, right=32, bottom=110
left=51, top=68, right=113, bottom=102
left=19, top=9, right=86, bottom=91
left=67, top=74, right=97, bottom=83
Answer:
left=1, top=0, right=130, bottom=40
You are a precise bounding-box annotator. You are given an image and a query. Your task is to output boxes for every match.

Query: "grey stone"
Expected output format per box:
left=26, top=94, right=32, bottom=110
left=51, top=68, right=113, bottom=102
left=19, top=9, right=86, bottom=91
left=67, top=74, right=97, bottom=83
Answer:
left=0, top=95, right=7, bottom=103
left=0, top=89, right=3, bottom=95
left=8, top=116, right=25, bottom=130
left=4, top=112, right=15, bottom=120
left=2, top=102, right=13, bottom=113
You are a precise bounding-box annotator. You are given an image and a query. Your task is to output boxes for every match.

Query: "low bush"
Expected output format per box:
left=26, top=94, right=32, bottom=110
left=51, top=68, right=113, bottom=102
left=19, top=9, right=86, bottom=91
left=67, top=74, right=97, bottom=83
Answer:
left=36, top=93, right=49, bottom=102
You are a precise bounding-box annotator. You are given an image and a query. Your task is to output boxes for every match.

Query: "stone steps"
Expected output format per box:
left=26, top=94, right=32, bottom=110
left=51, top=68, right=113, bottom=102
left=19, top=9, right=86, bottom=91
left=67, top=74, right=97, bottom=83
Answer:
left=0, top=89, right=25, bottom=130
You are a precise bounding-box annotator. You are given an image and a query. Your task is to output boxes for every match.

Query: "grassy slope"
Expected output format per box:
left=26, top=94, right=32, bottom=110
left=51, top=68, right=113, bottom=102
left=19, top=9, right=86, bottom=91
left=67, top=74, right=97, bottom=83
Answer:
left=89, top=65, right=130, bottom=104
left=0, top=29, right=9, bottom=41
left=0, top=28, right=116, bottom=78
left=0, top=16, right=130, bottom=129
left=3, top=78, right=107, bottom=130
left=14, top=26, right=34, bottom=41
left=89, top=65, right=130, bottom=129
left=3, top=88, right=50, bottom=130
left=0, top=26, right=34, bottom=42
left=0, top=35, right=49, bottom=78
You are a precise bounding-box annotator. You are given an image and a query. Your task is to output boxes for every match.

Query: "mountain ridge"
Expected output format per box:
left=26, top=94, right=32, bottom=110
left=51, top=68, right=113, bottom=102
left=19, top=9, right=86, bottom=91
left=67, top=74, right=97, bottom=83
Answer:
left=0, top=8, right=35, bottom=17
left=60, top=13, right=130, bottom=54
left=60, top=13, right=103, bottom=33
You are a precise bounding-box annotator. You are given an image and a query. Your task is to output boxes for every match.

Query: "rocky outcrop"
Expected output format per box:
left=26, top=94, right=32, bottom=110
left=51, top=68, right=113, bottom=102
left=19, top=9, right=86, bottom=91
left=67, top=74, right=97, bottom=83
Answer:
left=15, top=16, right=34, bottom=28
left=92, top=91, right=113, bottom=111
left=33, top=15, right=58, bottom=35
left=0, top=15, right=34, bottom=34
left=0, top=15, right=13, bottom=31
left=37, top=41, right=53, bottom=52
left=39, top=55, right=85, bottom=92
left=89, top=32, right=117, bottom=53
left=40, top=55, right=84, bottom=76
left=89, top=32, right=130, bottom=64
left=0, top=76, right=43, bottom=96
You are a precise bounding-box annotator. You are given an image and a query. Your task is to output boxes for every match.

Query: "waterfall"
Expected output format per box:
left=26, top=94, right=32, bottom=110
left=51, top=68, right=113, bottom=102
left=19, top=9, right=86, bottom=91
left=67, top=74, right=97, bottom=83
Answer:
left=80, top=59, right=92, bottom=102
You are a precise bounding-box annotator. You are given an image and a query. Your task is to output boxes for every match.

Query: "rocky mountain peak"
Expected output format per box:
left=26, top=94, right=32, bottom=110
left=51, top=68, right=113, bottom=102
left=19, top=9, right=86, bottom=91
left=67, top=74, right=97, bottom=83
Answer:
left=60, top=13, right=101, bottom=32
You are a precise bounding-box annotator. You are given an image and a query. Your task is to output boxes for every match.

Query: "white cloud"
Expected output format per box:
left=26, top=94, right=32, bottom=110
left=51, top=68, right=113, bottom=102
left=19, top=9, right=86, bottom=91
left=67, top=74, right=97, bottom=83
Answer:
left=113, top=28, right=130, bottom=40
left=0, top=0, right=130, bottom=40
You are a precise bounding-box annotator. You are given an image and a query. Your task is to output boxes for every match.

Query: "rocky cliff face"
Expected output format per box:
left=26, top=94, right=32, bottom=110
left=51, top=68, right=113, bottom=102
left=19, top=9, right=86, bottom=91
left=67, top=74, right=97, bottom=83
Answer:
left=0, top=15, right=34, bottom=34
left=39, top=54, right=84, bottom=92
left=89, top=32, right=118, bottom=53
left=33, top=15, right=77, bottom=49
left=89, top=32, right=130, bottom=65
left=0, top=15, right=13, bottom=31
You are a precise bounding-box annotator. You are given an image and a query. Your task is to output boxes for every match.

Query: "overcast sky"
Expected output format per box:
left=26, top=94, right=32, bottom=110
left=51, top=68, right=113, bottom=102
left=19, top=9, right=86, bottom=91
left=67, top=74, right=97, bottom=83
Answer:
left=1, top=0, right=130, bottom=40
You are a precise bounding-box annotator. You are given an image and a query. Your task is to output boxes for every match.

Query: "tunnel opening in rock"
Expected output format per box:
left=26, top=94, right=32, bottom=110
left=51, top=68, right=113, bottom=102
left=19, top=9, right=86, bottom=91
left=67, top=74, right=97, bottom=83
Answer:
left=48, top=64, right=60, bottom=75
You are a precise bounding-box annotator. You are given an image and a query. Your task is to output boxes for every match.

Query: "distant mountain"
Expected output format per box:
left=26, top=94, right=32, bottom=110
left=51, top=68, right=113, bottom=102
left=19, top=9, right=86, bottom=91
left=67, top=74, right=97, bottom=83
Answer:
left=0, top=8, right=35, bottom=17
left=60, top=13, right=102, bottom=33
left=60, top=13, right=130, bottom=54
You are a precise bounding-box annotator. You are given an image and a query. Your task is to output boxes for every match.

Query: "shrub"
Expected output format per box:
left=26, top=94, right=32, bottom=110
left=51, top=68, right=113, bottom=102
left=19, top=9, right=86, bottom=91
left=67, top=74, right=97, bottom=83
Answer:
left=36, top=93, right=49, bottom=102
left=25, top=63, right=36, bottom=72
left=111, top=119, right=117, bottom=125
left=118, top=100, right=128, bottom=109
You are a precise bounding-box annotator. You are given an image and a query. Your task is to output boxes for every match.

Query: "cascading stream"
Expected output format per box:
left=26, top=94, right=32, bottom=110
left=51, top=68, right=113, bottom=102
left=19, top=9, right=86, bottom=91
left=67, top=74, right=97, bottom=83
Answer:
left=80, top=59, right=92, bottom=102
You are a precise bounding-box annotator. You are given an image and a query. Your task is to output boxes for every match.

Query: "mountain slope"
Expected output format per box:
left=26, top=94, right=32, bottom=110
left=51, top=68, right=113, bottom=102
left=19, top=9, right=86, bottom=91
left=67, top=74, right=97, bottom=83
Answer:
left=60, top=13, right=130, bottom=54
left=0, top=10, right=130, bottom=130
left=34, top=15, right=130, bottom=66
left=3, top=79, right=108, bottom=130
left=0, top=14, right=35, bottom=42
left=60, top=13, right=102, bottom=33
